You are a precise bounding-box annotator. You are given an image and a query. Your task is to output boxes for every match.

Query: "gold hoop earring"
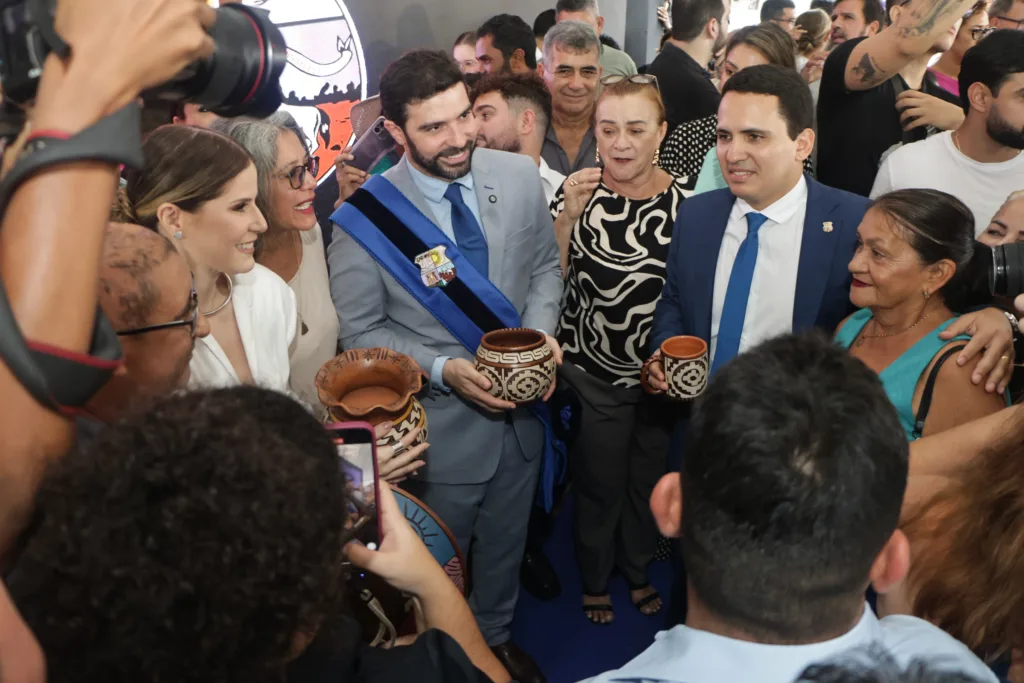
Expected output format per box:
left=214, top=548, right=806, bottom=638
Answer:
left=653, top=149, right=661, bottom=166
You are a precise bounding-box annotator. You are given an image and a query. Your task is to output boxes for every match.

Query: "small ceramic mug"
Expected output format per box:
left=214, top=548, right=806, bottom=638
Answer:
left=660, top=336, right=709, bottom=401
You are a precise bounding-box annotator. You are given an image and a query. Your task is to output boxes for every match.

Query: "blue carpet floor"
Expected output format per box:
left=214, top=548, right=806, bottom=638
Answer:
left=509, top=496, right=673, bottom=683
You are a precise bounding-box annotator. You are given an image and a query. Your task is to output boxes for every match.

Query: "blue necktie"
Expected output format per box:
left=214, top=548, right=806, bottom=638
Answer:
left=444, top=183, right=489, bottom=279
left=712, top=212, right=769, bottom=374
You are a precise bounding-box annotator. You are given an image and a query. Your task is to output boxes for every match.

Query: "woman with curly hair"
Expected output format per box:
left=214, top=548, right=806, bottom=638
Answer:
left=881, top=418, right=1024, bottom=677
left=6, top=387, right=507, bottom=683
left=7, top=387, right=347, bottom=683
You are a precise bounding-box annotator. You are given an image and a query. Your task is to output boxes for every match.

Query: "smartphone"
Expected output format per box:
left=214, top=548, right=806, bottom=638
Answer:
left=347, top=116, right=396, bottom=173
left=325, top=422, right=381, bottom=549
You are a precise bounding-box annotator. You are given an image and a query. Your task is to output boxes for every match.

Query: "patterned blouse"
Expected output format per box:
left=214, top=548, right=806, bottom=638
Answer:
left=661, top=114, right=815, bottom=180
left=551, top=173, right=691, bottom=388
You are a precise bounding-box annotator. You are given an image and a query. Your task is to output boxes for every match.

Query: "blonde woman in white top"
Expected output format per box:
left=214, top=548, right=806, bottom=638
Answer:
left=213, top=114, right=340, bottom=414
left=117, top=125, right=297, bottom=394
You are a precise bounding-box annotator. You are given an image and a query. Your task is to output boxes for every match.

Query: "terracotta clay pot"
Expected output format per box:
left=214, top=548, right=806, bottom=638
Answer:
left=316, top=348, right=428, bottom=448
left=474, top=328, right=555, bottom=404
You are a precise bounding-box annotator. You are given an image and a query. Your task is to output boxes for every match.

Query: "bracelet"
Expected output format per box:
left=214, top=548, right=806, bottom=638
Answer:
left=1004, top=310, right=1019, bottom=333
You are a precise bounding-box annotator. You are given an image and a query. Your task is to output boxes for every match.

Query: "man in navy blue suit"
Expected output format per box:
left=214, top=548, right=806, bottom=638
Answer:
left=648, top=65, right=867, bottom=401
left=646, top=65, right=1015, bottom=629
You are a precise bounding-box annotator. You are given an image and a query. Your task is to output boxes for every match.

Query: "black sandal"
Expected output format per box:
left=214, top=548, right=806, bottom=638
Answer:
left=628, top=583, right=663, bottom=616
left=582, top=592, right=614, bottom=625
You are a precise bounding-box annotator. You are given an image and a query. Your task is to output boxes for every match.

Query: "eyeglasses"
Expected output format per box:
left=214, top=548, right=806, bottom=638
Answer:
left=115, top=279, right=199, bottom=339
left=970, top=25, right=998, bottom=39
left=277, top=157, right=320, bottom=190
left=600, top=74, right=661, bottom=92
left=994, top=15, right=1024, bottom=29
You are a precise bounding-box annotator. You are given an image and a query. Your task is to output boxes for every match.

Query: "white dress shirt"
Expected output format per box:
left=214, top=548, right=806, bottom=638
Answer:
left=581, top=603, right=997, bottom=683
left=710, top=176, right=807, bottom=364
left=538, top=157, right=566, bottom=206
left=189, top=264, right=298, bottom=395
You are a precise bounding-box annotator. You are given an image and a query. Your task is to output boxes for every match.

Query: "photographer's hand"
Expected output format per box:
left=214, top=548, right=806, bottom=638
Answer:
left=346, top=482, right=510, bottom=682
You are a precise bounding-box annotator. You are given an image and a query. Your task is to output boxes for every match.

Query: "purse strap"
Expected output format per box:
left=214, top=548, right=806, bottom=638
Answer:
left=912, top=344, right=966, bottom=439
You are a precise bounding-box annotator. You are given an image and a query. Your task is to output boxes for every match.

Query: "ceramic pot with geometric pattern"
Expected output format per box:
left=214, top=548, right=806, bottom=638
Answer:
left=316, top=348, right=428, bottom=448
left=474, top=328, right=555, bottom=404
left=660, top=335, right=708, bottom=401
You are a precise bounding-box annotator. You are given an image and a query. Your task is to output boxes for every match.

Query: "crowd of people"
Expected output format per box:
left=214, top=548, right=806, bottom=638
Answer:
left=2, top=0, right=1024, bottom=682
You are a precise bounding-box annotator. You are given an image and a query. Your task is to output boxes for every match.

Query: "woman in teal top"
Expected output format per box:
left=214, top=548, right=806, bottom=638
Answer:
left=835, top=190, right=1007, bottom=441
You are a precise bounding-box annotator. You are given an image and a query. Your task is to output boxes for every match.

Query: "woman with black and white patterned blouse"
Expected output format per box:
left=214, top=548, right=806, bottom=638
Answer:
left=551, top=74, right=690, bottom=626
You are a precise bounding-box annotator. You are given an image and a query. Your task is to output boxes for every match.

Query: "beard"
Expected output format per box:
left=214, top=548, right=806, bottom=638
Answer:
left=987, top=106, right=1024, bottom=150
left=478, top=131, right=521, bottom=154
left=406, top=136, right=475, bottom=180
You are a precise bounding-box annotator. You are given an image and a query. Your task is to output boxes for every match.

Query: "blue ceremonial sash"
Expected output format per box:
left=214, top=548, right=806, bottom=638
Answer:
left=332, top=175, right=565, bottom=511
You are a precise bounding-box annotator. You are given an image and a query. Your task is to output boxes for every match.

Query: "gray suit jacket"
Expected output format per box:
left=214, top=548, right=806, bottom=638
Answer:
left=327, top=148, right=563, bottom=485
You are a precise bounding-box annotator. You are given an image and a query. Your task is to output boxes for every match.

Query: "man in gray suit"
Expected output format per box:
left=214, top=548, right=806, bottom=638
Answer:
left=327, top=50, right=562, bottom=683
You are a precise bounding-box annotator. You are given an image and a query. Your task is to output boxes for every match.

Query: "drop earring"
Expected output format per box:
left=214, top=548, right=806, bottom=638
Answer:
left=595, top=148, right=601, bottom=165
left=653, top=149, right=661, bottom=166
left=173, top=230, right=183, bottom=240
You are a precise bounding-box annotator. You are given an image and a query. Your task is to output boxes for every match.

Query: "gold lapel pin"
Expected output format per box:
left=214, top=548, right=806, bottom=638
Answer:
left=823, top=221, right=834, bottom=233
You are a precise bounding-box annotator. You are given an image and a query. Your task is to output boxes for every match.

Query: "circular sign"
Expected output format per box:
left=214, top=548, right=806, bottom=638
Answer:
left=244, top=0, right=368, bottom=184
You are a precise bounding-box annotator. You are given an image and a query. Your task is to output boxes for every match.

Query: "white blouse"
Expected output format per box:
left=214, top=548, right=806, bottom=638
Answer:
left=188, top=264, right=298, bottom=394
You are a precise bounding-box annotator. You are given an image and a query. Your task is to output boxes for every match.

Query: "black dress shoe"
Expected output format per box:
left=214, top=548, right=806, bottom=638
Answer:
left=520, top=547, right=561, bottom=601
left=490, top=640, right=546, bottom=683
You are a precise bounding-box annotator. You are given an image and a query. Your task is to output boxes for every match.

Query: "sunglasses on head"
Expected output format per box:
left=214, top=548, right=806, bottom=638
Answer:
left=600, top=74, right=661, bottom=92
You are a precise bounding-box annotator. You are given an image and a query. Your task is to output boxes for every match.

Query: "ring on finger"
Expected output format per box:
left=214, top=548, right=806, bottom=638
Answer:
left=569, top=177, right=579, bottom=187
left=1001, top=355, right=1011, bottom=364
left=392, top=441, right=406, bottom=457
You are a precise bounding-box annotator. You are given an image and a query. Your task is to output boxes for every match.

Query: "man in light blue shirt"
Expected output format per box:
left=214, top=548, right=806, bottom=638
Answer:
left=583, top=333, right=995, bottom=683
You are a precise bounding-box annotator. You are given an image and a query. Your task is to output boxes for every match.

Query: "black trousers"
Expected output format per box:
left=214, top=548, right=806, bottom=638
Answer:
left=560, top=361, right=672, bottom=594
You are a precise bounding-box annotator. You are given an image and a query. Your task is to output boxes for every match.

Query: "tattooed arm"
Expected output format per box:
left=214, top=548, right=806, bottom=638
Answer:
left=843, top=0, right=976, bottom=90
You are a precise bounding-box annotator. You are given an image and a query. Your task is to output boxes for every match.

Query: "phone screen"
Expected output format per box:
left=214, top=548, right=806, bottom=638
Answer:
left=326, top=423, right=381, bottom=548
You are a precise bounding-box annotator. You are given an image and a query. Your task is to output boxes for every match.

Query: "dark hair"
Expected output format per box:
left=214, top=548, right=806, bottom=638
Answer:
left=534, top=9, right=557, bottom=38
left=990, top=0, right=1014, bottom=16
left=379, top=49, right=466, bottom=129
left=761, top=0, right=796, bottom=22
left=556, top=0, right=601, bottom=13
left=681, top=332, right=908, bottom=642
left=671, top=0, right=728, bottom=41
left=477, top=14, right=538, bottom=70
left=959, top=29, right=1024, bottom=114
left=796, top=647, right=988, bottom=683
left=116, top=125, right=253, bottom=230
left=721, top=64, right=814, bottom=139
left=810, top=0, right=835, bottom=14
left=470, top=72, right=554, bottom=130
left=454, top=30, right=477, bottom=49
left=853, top=0, right=886, bottom=28
left=870, top=190, right=977, bottom=311
left=8, top=387, right=348, bottom=683
left=726, top=23, right=797, bottom=71
left=600, top=34, right=622, bottom=50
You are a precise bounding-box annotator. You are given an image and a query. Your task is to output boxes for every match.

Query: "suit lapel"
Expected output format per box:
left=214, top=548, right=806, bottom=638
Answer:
left=793, top=177, right=842, bottom=332
left=472, top=153, right=505, bottom=286
left=691, top=190, right=736, bottom=342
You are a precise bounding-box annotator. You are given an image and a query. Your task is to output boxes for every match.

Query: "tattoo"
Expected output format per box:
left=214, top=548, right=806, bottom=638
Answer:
left=851, top=52, right=891, bottom=87
left=895, top=0, right=968, bottom=38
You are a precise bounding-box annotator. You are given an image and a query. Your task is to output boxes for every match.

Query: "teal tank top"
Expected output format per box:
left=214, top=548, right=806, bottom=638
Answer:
left=835, top=309, right=970, bottom=441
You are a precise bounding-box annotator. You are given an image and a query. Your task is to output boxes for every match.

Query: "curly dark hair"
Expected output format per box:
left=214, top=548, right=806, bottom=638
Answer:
left=8, top=386, right=348, bottom=683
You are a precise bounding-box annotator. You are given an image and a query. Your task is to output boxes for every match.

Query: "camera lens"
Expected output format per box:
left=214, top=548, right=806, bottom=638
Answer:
left=145, top=4, right=287, bottom=119
left=990, top=241, right=1024, bottom=299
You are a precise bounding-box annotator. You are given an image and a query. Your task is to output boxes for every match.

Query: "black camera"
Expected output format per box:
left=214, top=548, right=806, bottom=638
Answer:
left=991, top=241, right=1024, bottom=299
left=0, top=0, right=288, bottom=118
